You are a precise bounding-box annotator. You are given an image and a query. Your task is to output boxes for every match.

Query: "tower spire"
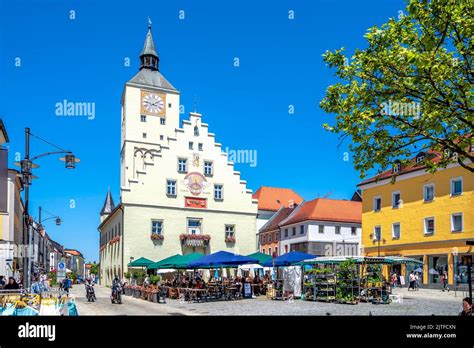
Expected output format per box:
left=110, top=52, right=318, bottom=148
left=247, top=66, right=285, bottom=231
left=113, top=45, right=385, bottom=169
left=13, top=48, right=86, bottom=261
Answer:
left=140, top=18, right=159, bottom=71
left=100, top=187, right=115, bottom=216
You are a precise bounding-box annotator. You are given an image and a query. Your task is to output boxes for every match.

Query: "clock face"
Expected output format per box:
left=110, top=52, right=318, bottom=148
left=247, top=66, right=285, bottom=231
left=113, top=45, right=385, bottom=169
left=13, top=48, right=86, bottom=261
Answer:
left=141, top=91, right=165, bottom=115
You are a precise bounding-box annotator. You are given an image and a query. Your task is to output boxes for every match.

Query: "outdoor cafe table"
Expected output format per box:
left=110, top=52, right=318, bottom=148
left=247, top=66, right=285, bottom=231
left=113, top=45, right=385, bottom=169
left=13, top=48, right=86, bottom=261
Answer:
left=181, top=288, right=208, bottom=303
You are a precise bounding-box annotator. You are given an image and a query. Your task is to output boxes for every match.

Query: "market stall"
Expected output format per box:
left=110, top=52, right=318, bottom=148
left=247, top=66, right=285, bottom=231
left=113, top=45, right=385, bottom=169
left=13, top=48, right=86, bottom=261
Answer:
left=299, top=256, right=423, bottom=305
left=262, top=251, right=314, bottom=300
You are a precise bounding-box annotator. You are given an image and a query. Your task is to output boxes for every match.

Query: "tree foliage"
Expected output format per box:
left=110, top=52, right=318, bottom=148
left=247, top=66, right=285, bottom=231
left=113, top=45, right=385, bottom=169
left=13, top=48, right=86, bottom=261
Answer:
left=320, top=0, right=473, bottom=178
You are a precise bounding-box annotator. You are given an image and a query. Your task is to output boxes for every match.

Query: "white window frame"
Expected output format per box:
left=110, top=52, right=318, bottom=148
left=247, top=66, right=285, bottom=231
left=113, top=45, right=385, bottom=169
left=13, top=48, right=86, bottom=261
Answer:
left=335, top=226, right=341, bottom=235
left=214, top=184, right=223, bottom=200
left=392, top=191, right=401, bottom=209
left=141, top=115, right=147, bottom=122
left=373, top=196, right=382, bottom=212
left=187, top=218, right=202, bottom=235
left=166, top=179, right=177, bottom=196
left=424, top=217, right=435, bottom=235
left=151, top=220, right=163, bottom=235
left=351, top=226, right=357, bottom=236
left=450, top=177, right=463, bottom=196
left=392, top=222, right=400, bottom=239
left=284, top=229, right=288, bottom=237
left=204, top=161, right=213, bottom=176
left=177, top=158, right=188, bottom=173
left=160, top=118, right=166, bottom=125
left=451, top=213, right=463, bottom=232
left=198, top=143, right=203, bottom=151
left=373, top=226, right=381, bottom=241
left=423, top=183, right=435, bottom=202
left=189, top=142, right=194, bottom=150
left=319, top=225, right=324, bottom=234
left=225, top=224, right=235, bottom=238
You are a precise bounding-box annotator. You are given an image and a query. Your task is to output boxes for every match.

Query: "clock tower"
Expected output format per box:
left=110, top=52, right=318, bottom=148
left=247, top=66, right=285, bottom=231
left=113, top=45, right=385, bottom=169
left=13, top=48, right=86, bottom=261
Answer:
left=120, top=21, right=180, bottom=195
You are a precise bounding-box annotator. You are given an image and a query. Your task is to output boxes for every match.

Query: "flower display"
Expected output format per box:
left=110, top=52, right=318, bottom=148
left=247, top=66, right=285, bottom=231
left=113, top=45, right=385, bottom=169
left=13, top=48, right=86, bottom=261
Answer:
left=108, top=236, right=121, bottom=245
left=151, top=233, right=164, bottom=241
left=225, top=236, right=236, bottom=243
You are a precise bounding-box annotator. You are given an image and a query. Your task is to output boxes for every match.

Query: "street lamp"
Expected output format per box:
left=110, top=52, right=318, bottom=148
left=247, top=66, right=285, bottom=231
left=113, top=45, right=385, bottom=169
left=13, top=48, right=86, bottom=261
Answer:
left=14, top=127, right=79, bottom=289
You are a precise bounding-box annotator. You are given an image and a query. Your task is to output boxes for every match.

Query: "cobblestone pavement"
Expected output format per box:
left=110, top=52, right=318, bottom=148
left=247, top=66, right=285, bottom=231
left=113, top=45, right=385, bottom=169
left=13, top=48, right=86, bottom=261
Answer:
left=70, top=284, right=195, bottom=316
left=71, top=285, right=464, bottom=316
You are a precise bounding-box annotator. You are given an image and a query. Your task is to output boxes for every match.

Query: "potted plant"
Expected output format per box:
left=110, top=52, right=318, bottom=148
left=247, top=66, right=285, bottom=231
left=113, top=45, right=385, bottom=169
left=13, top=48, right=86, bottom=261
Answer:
left=151, top=234, right=164, bottom=241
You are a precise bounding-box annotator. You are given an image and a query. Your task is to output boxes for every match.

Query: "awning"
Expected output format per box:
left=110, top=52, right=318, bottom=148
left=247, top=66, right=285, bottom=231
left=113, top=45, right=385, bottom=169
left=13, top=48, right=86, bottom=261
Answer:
left=127, top=257, right=154, bottom=268
left=148, top=253, right=204, bottom=270
left=298, top=256, right=423, bottom=266
left=246, top=252, right=272, bottom=265
left=147, top=254, right=183, bottom=270
left=262, top=251, right=315, bottom=267
left=187, top=251, right=259, bottom=269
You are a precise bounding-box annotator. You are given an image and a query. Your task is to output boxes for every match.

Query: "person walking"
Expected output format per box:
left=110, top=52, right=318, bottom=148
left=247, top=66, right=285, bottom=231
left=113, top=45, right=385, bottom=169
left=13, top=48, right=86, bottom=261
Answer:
left=414, top=272, right=420, bottom=291
left=441, top=271, right=450, bottom=292
left=391, top=273, right=397, bottom=289
left=408, top=271, right=416, bottom=291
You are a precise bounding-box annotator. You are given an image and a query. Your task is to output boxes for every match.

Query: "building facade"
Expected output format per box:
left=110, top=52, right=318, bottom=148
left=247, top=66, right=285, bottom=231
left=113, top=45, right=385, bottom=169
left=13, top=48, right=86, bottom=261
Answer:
left=358, top=152, right=474, bottom=286
left=279, top=198, right=362, bottom=257
left=98, top=23, right=258, bottom=286
left=0, top=121, right=26, bottom=280
left=259, top=206, right=297, bottom=257
left=64, top=249, right=85, bottom=278
left=253, top=187, right=303, bottom=250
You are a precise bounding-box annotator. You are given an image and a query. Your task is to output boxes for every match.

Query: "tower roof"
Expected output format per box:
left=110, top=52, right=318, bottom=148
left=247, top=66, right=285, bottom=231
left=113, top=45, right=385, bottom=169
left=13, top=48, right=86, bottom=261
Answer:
left=100, top=188, right=115, bottom=215
left=140, top=20, right=158, bottom=58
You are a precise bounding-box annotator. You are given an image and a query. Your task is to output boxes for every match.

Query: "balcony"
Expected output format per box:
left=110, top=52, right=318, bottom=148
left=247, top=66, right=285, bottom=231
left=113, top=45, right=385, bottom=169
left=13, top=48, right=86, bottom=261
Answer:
left=179, top=234, right=211, bottom=247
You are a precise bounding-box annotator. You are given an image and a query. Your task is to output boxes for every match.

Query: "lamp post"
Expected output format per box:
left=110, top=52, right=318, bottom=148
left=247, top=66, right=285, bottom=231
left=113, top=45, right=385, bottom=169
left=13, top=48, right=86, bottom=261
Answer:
left=15, top=127, right=79, bottom=289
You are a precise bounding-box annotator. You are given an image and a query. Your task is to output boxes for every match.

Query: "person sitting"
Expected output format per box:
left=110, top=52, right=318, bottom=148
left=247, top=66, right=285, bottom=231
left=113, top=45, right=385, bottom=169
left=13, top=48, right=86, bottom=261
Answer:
left=4, top=277, right=19, bottom=290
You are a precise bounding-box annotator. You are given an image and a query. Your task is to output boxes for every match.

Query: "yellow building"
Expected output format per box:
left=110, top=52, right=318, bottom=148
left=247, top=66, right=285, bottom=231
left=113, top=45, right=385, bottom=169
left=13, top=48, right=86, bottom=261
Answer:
left=358, top=152, right=473, bottom=287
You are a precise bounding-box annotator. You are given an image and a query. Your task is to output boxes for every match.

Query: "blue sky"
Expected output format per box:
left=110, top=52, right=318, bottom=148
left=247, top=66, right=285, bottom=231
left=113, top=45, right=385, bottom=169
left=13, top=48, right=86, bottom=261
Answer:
left=0, top=0, right=406, bottom=262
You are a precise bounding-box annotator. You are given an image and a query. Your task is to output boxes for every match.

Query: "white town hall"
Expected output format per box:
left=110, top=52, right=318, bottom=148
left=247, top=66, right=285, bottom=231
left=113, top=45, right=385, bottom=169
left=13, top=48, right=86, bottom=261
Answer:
left=98, top=22, right=258, bottom=285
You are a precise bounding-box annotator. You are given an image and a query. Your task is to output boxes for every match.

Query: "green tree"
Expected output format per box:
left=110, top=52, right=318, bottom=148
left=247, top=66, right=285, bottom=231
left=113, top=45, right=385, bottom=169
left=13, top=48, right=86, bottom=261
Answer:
left=320, top=0, right=473, bottom=178
left=90, top=262, right=99, bottom=276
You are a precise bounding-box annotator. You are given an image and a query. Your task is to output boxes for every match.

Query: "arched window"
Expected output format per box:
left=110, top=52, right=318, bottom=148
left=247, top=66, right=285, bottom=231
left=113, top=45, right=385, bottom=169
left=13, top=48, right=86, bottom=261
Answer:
left=194, top=126, right=199, bottom=136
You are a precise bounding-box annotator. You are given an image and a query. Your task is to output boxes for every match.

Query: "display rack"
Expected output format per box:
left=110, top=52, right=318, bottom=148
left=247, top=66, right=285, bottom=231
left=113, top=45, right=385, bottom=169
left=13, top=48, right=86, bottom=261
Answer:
left=314, top=272, right=336, bottom=302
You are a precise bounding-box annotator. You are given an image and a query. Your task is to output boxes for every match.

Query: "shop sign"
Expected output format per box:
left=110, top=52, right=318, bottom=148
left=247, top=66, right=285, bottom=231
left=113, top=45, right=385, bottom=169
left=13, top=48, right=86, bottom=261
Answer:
left=185, top=197, right=207, bottom=208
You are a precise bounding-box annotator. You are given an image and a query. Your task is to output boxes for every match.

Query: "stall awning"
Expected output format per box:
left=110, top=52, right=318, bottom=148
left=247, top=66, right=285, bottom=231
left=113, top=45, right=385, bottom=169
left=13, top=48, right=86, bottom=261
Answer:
left=298, top=256, right=423, bottom=265
left=246, top=252, right=272, bottom=265
left=187, top=251, right=259, bottom=269
left=147, top=254, right=183, bottom=270
left=262, top=251, right=315, bottom=267
left=127, top=257, right=154, bottom=267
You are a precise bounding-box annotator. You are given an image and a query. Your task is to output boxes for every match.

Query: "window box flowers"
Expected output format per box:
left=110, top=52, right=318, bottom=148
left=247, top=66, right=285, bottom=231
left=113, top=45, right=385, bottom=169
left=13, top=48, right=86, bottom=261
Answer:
left=108, top=236, right=120, bottom=245
left=179, top=234, right=211, bottom=246
left=150, top=233, right=164, bottom=241
left=225, top=236, right=236, bottom=243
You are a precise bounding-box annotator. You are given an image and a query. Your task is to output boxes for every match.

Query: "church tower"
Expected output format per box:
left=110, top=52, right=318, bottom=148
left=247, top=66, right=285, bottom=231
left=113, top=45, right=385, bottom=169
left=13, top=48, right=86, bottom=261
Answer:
left=120, top=20, right=181, bottom=196
left=100, top=188, right=115, bottom=223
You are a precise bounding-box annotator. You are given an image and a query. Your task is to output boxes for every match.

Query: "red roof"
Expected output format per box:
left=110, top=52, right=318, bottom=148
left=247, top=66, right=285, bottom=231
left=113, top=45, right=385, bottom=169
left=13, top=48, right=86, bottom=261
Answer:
left=64, top=249, right=83, bottom=257
left=358, top=150, right=449, bottom=186
left=260, top=206, right=297, bottom=233
left=253, top=186, right=303, bottom=211
left=280, top=198, right=362, bottom=226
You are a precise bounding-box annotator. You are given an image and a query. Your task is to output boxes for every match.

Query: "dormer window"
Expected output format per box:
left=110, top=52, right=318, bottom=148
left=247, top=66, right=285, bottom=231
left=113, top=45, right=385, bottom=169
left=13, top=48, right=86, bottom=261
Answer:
left=416, top=152, right=425, bottom=164
left=392, top=162, right=401, bottom=173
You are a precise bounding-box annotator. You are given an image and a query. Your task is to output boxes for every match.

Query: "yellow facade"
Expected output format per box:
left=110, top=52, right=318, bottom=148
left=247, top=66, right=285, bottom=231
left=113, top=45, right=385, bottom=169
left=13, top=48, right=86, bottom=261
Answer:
left=359, top=164, right=474, bottom=286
